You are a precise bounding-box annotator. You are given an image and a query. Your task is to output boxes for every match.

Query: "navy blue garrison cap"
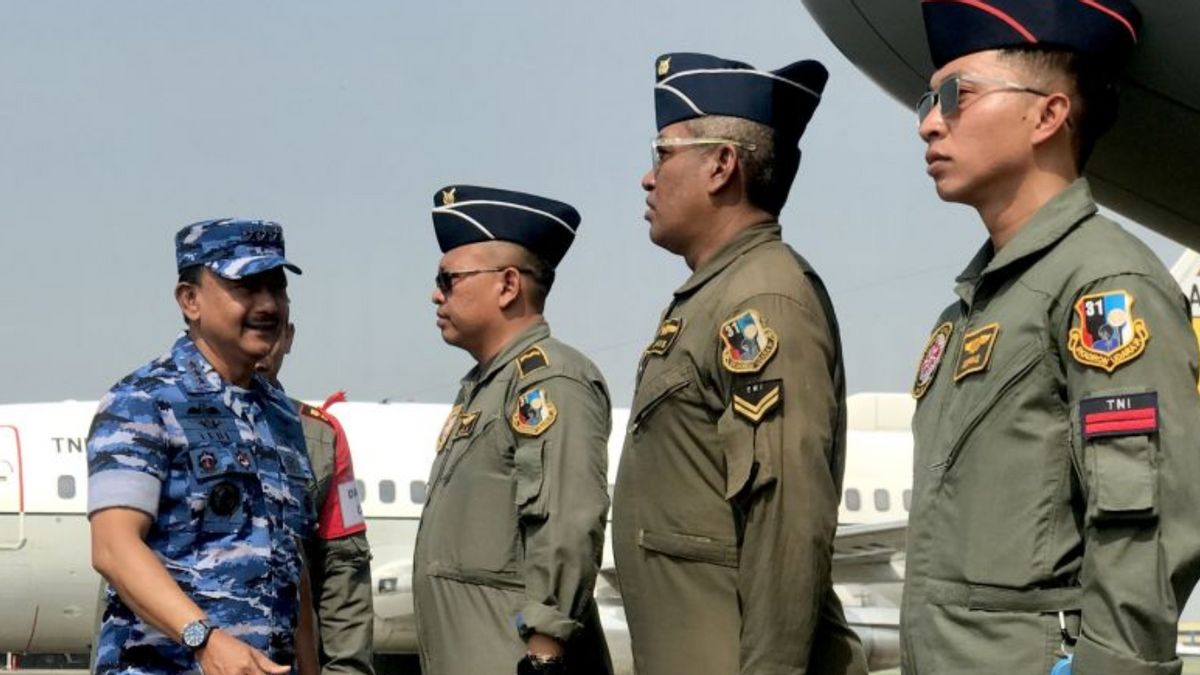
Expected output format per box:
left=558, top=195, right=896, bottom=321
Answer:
left=431, top=186, right=581, bottom=268
left=654, top=53, right=828, bottom=144
left=922, top=0, right=1141, bottom=69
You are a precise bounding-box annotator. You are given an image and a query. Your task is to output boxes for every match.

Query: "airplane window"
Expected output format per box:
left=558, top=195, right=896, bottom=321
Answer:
left=410, top=481, right=428, bottom=504
left=903, top=489, right=913, bottom=512
left=58, top=475, right=76, bottom=500
left=874, top=489, right=890, bottom=512
left=844, top=488, right=861, bottom=511
left=379, top=480, right=396, bottom=504
left=355, top=480, right=367, bottom=504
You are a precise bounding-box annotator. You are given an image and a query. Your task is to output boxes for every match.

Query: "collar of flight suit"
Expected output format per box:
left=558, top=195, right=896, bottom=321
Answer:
left=461, top=319, right=552, bottom=392
left=953, top=179, right=1099, bottom=304
left=673, top=220, right=782, bottom=298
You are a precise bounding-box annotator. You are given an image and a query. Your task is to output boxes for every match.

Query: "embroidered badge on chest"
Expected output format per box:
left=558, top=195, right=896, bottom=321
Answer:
left=644, top=318, right=683, bottom=357
left=1067, top=290, right=1150, bottom=372
left=732, top=379, right=783, bottom=423
left=454, top=411, right=480, bottom=439
left=517, top=346, right=549, bottom=379
left=436, top=404, right=462, bottom=453
left=954, top=322, right=999, bottom=381
left=511, top=388, right=557, bottom=436
left=719, top=309, right=778, bottom=374
left=913, top=322, right=953, bottom=399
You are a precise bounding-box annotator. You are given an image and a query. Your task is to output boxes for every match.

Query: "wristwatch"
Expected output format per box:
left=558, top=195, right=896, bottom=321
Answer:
left=180, top=619, right=214, bottom=650
left=517, top=653, right=565, bottom=675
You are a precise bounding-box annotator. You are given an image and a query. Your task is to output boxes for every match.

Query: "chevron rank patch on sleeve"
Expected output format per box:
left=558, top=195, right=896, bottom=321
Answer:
left=732, top=379, right=783, bottom=423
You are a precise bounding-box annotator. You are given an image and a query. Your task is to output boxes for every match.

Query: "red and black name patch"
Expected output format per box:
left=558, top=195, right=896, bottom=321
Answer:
left=1080, top=392, right=1158, bottom=440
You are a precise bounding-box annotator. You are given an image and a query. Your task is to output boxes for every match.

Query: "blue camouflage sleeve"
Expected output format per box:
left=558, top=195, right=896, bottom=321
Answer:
left=86, top=386, right=169, bottom=519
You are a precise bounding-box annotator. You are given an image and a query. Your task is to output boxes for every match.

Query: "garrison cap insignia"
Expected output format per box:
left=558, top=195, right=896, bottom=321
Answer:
left=954, top=322, right=999, bottom=381
left=645, top=317, right=683, bottom=357
left=1080, top=392, right=1158, bottom=441
left=454, top=411, right=480, bottom=439
left=517, top=346, right=550, bottom=378
left=657, top=56, right=671, bottom=76
left=436, top=404, right=462, bottom=453
left=913, top=322, right=953, bottom=399
left=441, top=187, right=456, bottom=206
left=720, top=309, right=778, bottom=374
left=732, top=379, right=783, bottom=424
left=1068, top=290, right=1150, bottom=373
left=511, top=388, right=557, bottom=436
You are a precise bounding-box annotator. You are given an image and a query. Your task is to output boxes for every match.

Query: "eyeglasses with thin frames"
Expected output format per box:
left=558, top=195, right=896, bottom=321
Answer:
left=434, top=267, right=535, bottom=294
left=651, top=137, right=758, bottom=170
left=917, top=74, right=1051, bottom=123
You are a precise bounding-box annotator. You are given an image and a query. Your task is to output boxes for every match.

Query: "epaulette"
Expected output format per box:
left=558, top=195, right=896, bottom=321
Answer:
left=299, top=402, right=331, bottom=424
left=516, top=345, right=550, bottom=379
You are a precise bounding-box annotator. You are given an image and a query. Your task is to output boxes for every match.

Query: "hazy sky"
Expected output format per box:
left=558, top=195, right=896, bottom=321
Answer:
left=0, top=1, right=1180, bottom=406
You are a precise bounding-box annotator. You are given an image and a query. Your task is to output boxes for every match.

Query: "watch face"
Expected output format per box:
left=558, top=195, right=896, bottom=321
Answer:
left=181, top=621, right=210, bottom=648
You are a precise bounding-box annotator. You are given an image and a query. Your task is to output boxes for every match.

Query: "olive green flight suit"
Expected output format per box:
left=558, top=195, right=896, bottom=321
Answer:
left=297, top=401, right=376, bottom=675
left=901, top=180, right=1200, bottom=675
left=413, top=320, right=613, bottom=675
left=612, top=222, right=868, bottom=675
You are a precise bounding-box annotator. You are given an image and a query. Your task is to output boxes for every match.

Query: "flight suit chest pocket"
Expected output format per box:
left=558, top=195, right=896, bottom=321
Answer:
left=189, top=445, right=257, bottom=534
left=630, top=363, right=693, bottom=431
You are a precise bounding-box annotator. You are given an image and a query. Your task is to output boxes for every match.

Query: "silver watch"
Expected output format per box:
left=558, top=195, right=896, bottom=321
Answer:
left=181, top=619, right=214, bottom=650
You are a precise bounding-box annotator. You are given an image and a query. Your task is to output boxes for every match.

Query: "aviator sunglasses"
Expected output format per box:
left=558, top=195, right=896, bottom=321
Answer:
left=917, top=74, right=1051, bottom=122
left=435, top=267, right=537, bottom=293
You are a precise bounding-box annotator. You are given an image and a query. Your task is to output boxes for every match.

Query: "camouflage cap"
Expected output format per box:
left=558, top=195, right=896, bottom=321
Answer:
left=175, top=218, right=302, bottom=279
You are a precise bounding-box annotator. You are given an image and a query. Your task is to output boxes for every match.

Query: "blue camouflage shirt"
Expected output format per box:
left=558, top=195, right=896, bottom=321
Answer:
left=87, top=333, right=313, bottom=674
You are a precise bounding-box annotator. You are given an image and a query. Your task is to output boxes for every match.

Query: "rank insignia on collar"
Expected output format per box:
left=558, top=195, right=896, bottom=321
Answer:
left=720, top=309, right=778, bottom=374
left=644, top=318, right=683, bottom=357
left=454, top=411, right=480, bottom=439
left=913, top=322, right=953, bottom=399
left=1068, top=290, right=1150, bottom=373
left=511, top=388, right=557, bottom=437
left=954, top=322, right=999, bottom=382
left=732, top=379, right=782, bottom=424
left=436, top=404, right=462, bottom=453
left=517, top=346, right=549, bottom=379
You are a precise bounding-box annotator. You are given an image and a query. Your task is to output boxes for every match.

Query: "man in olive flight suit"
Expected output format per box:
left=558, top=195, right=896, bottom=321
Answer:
left=257, top=323, right=376, bottom=675
left=903, top=2, right=1200, bottom=674
left=611, top=53, right=868, bottom=675
left=413, top=186, right=613, bottom=675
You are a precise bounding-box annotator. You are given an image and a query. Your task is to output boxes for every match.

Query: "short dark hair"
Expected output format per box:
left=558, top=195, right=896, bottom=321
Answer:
left=514, top=248, right=555, bottom=313
left=1000, top=46, right=1121, bottom=171
left=178, top=265, right=204, bottom=286
left=685, top=115, right=799, bottom=216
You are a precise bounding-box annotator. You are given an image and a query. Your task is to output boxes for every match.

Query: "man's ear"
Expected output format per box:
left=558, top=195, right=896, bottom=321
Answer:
left=176, top=281, right=201, bottom=323
left=1031, top=92, right=1073, bottom=148
left=706, top=144, right=739, bottom=196
left=497, top=267, right=523, bottom=311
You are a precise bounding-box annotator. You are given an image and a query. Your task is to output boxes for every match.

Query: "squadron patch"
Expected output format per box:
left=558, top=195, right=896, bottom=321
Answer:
left=511, top=388, right=557, bottom=436
left=719, top=309, right=778, bottom=374
left=517, top=346, right=549, bottom=378
left=644, top=318, right=683, bottom=357
left=1067, top=290, right=1150, bottom=373
left=436, top=404, right=462, bottom=452
left=954, top=322, right=999, bottom=381
left=913, top=322, right=953, bottom=399
left=454, top=411, right=480, bottom=439
left=732, top=379, right=783, bottom=424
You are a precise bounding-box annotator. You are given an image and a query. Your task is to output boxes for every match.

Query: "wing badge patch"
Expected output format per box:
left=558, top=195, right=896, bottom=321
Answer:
left=645, top=318, right=683, bottom=357
left=454, top=411, right=480, bottom=439
left=954, top=322, right=1000, bottom=381
left=436, top=404, right=462, bottom=452
left=517, top=346, right=549, bottom=379
left=732, top=379, right=783, bottom=423
left=720, top=309, right=778, bottom=374
left=1068, top=290, right=1150, bottom=372
left=511, top=388, right=557, bottom=437
left=912, top=322, right=953, bottom=399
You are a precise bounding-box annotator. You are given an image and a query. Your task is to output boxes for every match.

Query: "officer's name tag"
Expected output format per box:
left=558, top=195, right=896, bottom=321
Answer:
left=337, top=480, right=365, bottom=529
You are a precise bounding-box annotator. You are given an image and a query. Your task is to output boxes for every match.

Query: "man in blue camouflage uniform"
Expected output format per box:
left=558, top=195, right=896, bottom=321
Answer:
left=88, top=218, right=317, bottom=675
